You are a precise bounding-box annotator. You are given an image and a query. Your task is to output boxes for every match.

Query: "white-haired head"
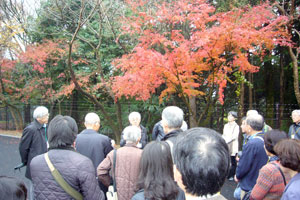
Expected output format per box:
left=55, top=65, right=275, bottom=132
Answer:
left=247, top=110, right=259, bottom=117
left=85, top=112, right=100, bottom=125
left=291, top=110, right=300, bottom=123
left=162, top=106, right=184, bottom=129
left=128, top=112, right=141, bottom=127
left=33, top=106, right=49, bottom=119
left=123, top=126, right=141, bottom=143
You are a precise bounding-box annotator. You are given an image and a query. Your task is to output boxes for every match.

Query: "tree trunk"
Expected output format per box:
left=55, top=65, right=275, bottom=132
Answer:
left=289, top=46, right=300, bottom=105
left=7, top=104, right=23, bottom=130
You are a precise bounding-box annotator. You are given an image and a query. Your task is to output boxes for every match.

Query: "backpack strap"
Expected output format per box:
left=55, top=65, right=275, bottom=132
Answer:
left=44, top=153, right=83, bottom=200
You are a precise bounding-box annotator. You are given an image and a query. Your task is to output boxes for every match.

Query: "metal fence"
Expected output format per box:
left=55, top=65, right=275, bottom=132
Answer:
left=0, top=103, right=298, bottom=135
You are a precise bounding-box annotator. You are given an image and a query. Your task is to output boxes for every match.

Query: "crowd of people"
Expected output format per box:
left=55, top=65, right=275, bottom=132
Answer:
left=1, top=105, right=300, bottom=200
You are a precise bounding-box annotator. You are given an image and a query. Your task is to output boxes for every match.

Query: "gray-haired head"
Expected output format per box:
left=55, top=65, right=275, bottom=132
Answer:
left=162, top=106, right=184, bottom=129
left=128, top=112, right=141, bottom=121
left=33, top=106, right=49, bottom=119
left=246, top=114, right=264, bottom=131
left=123, top=126, right=141, bottom=143
left=247, top=110, right=259, bottom=117
left=85, top=112, right=100, bottom=125
left=48, top=115, right=78, bottom=148
left=292, top=110, right=300, bottom=117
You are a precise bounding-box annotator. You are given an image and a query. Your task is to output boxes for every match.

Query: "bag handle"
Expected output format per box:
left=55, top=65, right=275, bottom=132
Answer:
left=113, top=149, right=117, bottom=192
left=44, top=153, right=83, bottom=200
left=271, top=162, right=286, bottom=186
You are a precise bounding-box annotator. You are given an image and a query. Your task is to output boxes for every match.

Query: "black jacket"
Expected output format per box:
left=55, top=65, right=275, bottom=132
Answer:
left=19, top=120, right=48, bottom=179
left=120, top=125, right=148, bottom=148
left=152, top=121, right=165, bottom=141
left=161, top=129, right=183, bottom=144
left=30, top=148, right=104, bottom=200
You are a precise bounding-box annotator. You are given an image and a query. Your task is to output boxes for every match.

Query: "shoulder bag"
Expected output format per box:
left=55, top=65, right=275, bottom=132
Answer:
left=242, top=162, right=286, bottom=200
left=44, top=152, right=83, bottom=200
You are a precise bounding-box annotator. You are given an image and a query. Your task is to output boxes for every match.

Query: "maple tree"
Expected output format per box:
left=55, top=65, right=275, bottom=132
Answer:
left=111, top=0, right=290, bottom=126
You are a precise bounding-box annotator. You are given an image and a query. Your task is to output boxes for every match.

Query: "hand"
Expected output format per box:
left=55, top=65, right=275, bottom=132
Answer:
left=234, top=175, right=239, bottom=183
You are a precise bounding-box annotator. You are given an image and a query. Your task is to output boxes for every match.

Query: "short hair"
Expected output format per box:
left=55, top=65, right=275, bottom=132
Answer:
left=0, top=176, right=27, bottom=200
left=292, top=110, right=300, bottom=116
left=48, top=115, right=78, bottom=148
left=228, top=111, right=238, bottom=119
left=123, top=126, right=141, bottom=143
left=85, top=112, right=100, bottom=125
left=33, top=106, right=48, bottom=119
left=137, top=141, right=179, bottom=199
left=128, top=112, right=141, bottom=121
left=246, top=114, right=264, bottom=131
left=274, top=139, right=300, bottom=172
left=173, top=127, right=230, bottom=196
left=264, top=129, right=288, bottom=155
left=162, top=106, right=184, bottom=129
left=247, top=110, right=259, bottom=116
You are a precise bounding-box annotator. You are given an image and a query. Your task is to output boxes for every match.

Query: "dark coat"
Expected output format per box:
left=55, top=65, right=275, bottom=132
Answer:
left=152, top=121, right=165, bottom=141
left=75, top=129, right=113, bottom=194
left=120, top=125, right=148, bottom=149
left=161, top=129, right=183, bottom=145
left=30, top=148, right=104, bottom=200
left=75, top=129, right=113, bottom=170
left=19, top=119, right=48, bottom=179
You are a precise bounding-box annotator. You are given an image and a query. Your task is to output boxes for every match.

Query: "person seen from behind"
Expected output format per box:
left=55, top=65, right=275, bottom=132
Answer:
left=276, top=139, right=300, bottom=200
left=173, top=127, right=230, bottom=199
left=250, top=130, right=290, bottom=200
left=30, top=115, right=104, bottom=200
left=132, top=141, right=185, bottom=200
left=98, top=126, right=143, bottom=200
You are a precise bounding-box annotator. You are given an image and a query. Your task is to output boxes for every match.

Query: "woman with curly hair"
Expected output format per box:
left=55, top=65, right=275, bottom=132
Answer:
left=131, top=141, right=185, bottom=200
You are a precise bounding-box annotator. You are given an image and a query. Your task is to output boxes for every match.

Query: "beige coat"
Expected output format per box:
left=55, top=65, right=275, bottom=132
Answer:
left=97, top=143, right=142, bottom=200
left=222, top=121, right=239, bottom=156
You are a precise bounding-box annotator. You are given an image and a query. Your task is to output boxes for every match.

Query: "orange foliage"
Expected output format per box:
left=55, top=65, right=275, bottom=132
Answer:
left=112, top=0, right=290, bottom=104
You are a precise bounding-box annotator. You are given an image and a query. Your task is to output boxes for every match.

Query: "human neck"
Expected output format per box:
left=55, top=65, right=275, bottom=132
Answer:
left=185, top=192, right=220, bottom=200
left=248, top=130, right=261, bottom=136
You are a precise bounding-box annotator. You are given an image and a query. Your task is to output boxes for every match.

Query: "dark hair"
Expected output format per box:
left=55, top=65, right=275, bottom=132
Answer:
left=228, top=111, right=238, bottom=119
left=173, top=127, right=230, bottom=196
left=137, top=141, right=179, bottom=200
left=48, top=115, right=78, bottom=148
left=0, top=176, right=27, bottom=200
left=246, top=114, right=264, bottom=131
left=274, top=139, right=300, bottom=172
left=264, top=129, right=288, bottom=155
